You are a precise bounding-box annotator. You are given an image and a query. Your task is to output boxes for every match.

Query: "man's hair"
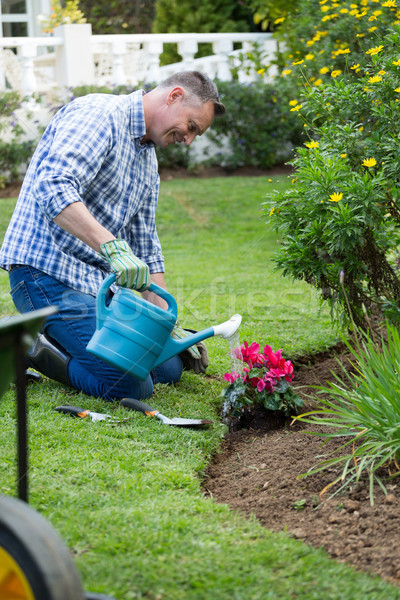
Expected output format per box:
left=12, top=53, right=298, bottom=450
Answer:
left=159, top=71, right=226, bottom=117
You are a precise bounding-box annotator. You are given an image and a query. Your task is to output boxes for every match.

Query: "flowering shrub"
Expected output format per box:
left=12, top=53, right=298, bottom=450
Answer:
left=221, top=341, right=303, bottom=423
left=38, top=0, right=86, bottom=35
left=263, top=10, right=400, bottom=327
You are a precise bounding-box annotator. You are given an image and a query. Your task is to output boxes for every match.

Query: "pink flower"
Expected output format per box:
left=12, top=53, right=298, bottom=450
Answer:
left=235, top=341, right=263, bottom=366
left=263, top=344, right=284, bottom=368
left=224, top=372, right=241, bottom=383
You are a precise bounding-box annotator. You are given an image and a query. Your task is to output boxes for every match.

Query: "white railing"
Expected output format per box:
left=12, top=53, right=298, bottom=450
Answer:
left=0, top=25, right=277, bottom=97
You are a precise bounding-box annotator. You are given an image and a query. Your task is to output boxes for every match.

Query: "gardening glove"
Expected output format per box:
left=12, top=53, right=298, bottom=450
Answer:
left=100, top=239, right=151, bottom=292
left=172, top=323, right=209, bottom=374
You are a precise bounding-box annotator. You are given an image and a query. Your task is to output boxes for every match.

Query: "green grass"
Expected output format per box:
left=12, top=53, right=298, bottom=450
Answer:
left=0, top=175, right=398, bottom=599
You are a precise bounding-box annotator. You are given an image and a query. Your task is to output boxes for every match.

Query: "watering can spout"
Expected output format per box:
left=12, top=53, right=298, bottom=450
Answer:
left=153, top=314, right=242, bottom=367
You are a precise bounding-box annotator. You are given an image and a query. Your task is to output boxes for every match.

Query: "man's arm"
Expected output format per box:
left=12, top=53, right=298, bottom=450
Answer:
left=53, top=201, right=115, bottom=251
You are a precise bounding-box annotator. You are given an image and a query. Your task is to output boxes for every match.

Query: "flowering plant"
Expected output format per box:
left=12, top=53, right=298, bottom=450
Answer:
left=38, top=1, right=86, bottom=35
left=221, top=341, right=303, bottom=423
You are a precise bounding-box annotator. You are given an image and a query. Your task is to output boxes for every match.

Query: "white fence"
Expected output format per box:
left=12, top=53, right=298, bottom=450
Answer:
left=0, top=24, right=277, bottom=97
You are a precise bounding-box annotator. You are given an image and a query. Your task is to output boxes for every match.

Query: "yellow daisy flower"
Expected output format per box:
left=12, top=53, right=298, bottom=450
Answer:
left=394, top=87, right=400, bottom=92
left=329, top=192, right=343, bottom=202
left=340, top=153, right=347, bottom=158
left=331, top=70, right=342, bottom=77
left=382, top=0, right=397, bottom=7
left=393, top=59, right=400, bottom=65
left=369, top=75, right=382, bottom=83
left=351, top=63, right=360, bottom=70
left=362, top=158, right=377, bottom=167
left=293, top=59, right=304, bottom=65
left=366, top=45, right=384, bottom=55
left=320, top=66, right=330, bottom=74
left=290, top=104, right=303, bottom=111
left=289, top=99, right=298, bottom=106
left=305, top=140, right=320, bottom=149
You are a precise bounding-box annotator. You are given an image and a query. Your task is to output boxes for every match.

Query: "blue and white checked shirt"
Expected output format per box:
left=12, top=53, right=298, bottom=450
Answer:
left=0, top=90, right=164, bottom=296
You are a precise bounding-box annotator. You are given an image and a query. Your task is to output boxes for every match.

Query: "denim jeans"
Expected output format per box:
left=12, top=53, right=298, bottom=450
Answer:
left=9, top=265, right=183, bottom=401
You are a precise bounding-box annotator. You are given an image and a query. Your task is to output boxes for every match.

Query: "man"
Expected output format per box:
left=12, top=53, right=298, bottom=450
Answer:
left=0, top=71, right=225, bottom=401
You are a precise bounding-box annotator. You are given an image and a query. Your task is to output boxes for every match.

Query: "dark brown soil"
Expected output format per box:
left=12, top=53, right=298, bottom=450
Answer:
left=204, top=344, right=400, bottom=587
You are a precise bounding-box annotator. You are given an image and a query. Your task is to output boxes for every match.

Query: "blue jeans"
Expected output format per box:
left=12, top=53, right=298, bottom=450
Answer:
left=9, top=265, right=183, bottom=401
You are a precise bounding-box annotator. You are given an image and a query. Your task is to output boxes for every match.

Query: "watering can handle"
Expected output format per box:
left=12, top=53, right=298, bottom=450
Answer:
left=96, top=273, right=178, bottom=329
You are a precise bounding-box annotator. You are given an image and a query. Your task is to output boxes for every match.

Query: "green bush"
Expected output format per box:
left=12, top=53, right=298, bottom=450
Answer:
left=152, top=0, right=255, bottom=65
left=263, top=10, right=400, bottom=327
left=205, top=79, right=305, bottom=169
left=0, top=91, right=36, bottom=188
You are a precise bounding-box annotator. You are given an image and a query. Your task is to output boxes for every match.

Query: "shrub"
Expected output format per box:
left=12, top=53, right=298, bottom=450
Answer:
left=205, top=79, right=305, bottom=169
left=263, top=18, right=400, bottom=327
left=0, top=92, right=36, bottom=188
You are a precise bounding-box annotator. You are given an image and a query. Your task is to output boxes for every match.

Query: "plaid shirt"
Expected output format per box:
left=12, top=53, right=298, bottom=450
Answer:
left=0, top=90, right=164, bottom=296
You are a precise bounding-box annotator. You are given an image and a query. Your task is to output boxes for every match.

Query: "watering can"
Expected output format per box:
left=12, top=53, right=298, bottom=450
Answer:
left=87, top=274, right=242, bottom=381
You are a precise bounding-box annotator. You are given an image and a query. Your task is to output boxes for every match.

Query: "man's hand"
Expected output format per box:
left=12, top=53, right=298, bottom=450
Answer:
left=100, top=239, right=151, bottom=291
left=172, top=322, right=209, bottom=374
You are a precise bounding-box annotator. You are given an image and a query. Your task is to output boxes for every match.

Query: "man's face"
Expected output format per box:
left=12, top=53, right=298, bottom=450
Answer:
left=153, top=88, right=215, bottom=148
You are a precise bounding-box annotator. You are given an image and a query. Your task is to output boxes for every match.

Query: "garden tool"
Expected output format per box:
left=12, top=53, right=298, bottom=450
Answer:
left=120, top=398, right=213, bottom=427
left=87, top=273, right=242, bottom=381
left=55, top=404, right=132, bottom=424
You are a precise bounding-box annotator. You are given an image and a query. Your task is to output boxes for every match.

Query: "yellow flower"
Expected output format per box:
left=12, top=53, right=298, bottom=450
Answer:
left=368, top=14, right=377, bottom=20
left=362, top=158, right=377, bottom=167
left=305, top=140, right=320, bottom=149
left=351, top=63, right=360, bottom=70
left=369, top=75, right=382, bottom=83
left=393, top=59, right=400, bottom=65
left=293, top=59, right=304, bottom=65
left=320, top=66, right=330, bottom=74
left=257, top=68, right=265, bottom=75
left=269, top=207, right=275, bottom=216
left=340, top=8, right=349, bottom=13
left=282, top=69, right=292, bottom=76
left=290, top=104, right=303, bottom=111
left=366, top=45, right=384, bottom=55
left=268, top=179, right=272, bottom=182
left=329, top=192, right=343, bottom=202
left=314, top=78, right=323, bottom=86
left=289, top=99, right=298, bottom=106
left=274, top=17, right=285, bottom=24
left=382, top=0, right=397, bottom=6
left=395, top=87, right=400, bottom=92
left=340, top=153, right=347, bottom=158
left=331, top=69, right=342, bottom=77
left=305, top=53, right=315, bottom=60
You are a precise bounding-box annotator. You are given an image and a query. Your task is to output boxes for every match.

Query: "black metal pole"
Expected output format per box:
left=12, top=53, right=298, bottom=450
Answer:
left=15, top=331, right=28, bottom=503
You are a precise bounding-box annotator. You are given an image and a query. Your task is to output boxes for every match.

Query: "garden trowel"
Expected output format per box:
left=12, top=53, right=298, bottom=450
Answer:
left=120, top=398, right=213, bottom=427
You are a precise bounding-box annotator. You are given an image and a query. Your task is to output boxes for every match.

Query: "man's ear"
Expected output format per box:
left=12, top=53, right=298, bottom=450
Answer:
left=167, top=87, right=185, bottom=105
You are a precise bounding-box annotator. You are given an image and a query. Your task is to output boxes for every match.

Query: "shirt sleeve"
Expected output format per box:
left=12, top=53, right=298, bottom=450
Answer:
left=33, top=104, right=114, bottom=220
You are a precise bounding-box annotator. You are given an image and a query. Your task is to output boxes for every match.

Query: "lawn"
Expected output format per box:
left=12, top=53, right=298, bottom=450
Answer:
left=0, top=175, right=398, bottom=599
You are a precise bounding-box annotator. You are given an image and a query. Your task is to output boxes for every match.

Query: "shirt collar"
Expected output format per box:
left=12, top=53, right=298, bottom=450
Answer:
left=129, top=89, right=154, bottom=148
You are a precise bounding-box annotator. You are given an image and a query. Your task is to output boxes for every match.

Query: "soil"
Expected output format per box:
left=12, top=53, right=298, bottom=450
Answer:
left=204, top=344, right=400, bottom=587
left=3, top=166, right=399, bottom=587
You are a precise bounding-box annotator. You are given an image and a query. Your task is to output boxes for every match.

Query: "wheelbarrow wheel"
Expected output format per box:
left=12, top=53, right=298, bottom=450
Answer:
left=0, top=495, right=85, bottom=600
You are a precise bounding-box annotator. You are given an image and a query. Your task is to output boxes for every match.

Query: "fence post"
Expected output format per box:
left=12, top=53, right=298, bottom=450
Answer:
left=177, top=38, right=198, bottom=71
left=213, top=39, right=233, bottom=81
left=144, top=39, right=163, bottom=83
left=54, top=23, right=94, bottom=89
left=20, top=43, right=38, bottom=95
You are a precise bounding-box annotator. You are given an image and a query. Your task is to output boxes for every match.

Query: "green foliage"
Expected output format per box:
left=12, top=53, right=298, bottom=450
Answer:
left=264, top=23, right=400, bottom=327
left=296, top=322, right=400, bottom=506
left=152, top=0, right=255, bottom=65
left=0, top=91, right=35, bottom=188
left=78, top=0, right=155, bottom=34
left=271, top=0, right=400, bottom=87
left=250, top=0, right=299, bottom=32
left=206, top=79, right=305, bottom=169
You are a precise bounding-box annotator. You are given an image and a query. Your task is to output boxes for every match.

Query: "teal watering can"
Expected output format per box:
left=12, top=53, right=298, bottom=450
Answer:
left=87, top=274, right=242, bottom=381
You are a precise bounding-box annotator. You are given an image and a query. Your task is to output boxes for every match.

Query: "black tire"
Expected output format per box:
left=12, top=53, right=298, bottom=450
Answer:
left=0, top=495, right=85, bottom=600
